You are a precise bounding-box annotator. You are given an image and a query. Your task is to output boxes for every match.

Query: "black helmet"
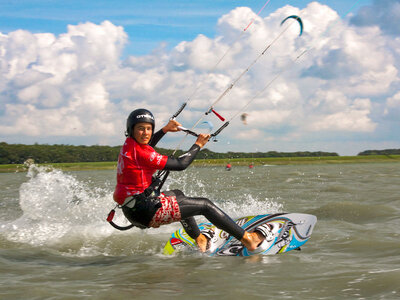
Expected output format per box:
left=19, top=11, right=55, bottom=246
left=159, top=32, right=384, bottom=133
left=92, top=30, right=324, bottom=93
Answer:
left=126, top=108, right=155, bottom=137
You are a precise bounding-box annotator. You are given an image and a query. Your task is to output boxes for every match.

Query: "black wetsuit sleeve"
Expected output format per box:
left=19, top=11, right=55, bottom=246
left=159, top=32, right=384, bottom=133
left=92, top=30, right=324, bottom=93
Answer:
left=149, top=129, right=166, bottom=147
left=164, top=144, right=201, bottom=171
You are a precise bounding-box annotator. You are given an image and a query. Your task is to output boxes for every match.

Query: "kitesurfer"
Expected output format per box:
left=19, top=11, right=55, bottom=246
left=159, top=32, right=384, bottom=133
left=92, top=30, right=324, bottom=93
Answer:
left=113, top=108, right=267, bottom=252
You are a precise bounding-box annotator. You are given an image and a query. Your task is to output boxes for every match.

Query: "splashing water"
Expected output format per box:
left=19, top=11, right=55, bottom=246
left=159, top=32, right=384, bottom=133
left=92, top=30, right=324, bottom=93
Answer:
left=1, top=164, right=283, bottom=256
left=165, top=167, right=284, bottom=219
left=2, top=164, right=116, bottom=249
left=1, top=163, right=399, bottom=299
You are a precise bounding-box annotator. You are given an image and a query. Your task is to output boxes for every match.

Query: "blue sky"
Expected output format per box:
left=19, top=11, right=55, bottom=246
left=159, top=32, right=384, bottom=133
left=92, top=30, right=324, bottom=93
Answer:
left=0, top=0, right=372, bottom=55
left=1, top=0, right=400, bottom=155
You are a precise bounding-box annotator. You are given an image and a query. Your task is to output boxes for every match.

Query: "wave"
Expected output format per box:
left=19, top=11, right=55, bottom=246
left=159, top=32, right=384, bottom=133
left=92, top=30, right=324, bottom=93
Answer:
left=309, top=201, right=395, bottom=224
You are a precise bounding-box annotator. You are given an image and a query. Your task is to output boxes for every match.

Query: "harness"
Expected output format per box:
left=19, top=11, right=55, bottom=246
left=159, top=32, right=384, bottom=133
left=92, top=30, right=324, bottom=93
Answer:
left=106, top=172, right=169, bottom=230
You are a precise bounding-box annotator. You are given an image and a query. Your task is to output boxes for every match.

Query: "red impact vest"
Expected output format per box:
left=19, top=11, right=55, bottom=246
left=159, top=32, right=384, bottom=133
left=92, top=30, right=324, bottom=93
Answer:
left=113, top=137, right=168, bottom=205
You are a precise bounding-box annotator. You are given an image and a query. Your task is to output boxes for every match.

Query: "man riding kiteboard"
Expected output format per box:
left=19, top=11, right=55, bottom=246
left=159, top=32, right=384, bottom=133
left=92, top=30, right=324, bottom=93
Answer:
left=111, top=108, right=272, bottom=252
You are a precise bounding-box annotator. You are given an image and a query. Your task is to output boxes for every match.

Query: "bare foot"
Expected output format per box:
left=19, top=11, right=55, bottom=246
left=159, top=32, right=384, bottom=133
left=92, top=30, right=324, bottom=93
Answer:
left=195, top=233, right=208, bottom=252
left=240, top=231, right=264, bottom=251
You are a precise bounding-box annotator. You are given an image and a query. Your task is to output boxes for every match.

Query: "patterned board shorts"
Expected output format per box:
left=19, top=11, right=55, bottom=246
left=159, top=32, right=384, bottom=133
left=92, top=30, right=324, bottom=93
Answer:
left=148, top=194, right=182, bottom=228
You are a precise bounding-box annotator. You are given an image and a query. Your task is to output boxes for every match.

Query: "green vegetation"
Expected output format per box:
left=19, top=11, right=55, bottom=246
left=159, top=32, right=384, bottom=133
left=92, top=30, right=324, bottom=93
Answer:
left=193, top=155, right=400, bottom=166
left=0, top=141, right=337, bottom=164
left=358, top=149, right=400, bottom=155
left=0, top=142, right=120, bottom=164
left=0, top=142, right=399, bottom=173
left=1, top=155, right=399, bottom=173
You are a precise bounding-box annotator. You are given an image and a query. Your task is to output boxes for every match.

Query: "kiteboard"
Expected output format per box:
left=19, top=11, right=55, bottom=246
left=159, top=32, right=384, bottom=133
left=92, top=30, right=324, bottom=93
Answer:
left=163, top=213, right=317, bottom=256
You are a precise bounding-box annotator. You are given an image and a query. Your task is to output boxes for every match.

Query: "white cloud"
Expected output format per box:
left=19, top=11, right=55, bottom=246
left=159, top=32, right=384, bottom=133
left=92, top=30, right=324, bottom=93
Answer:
left=0, top=21, right=126, bottom=139
left=307, top=98, right=376, bottom=132
left=236, top=128, right=263, bottom=140
left=384, top=91, right=400, bottom=117
left=386, top=92, right=400, bottom=108
left=351, top=0, right=400, bottom=36
left=0, top=2, right=399, bottom=154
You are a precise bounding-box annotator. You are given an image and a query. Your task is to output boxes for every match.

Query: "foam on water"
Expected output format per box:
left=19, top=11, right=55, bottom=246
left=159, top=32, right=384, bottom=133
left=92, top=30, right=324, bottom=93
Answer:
left=1, top=162, right=399, bottom=299
left=165, top=167, right=283, bottom=218
left=0, top=164, right=283, bottom=257
left=1, top=165, right=118, bottom=250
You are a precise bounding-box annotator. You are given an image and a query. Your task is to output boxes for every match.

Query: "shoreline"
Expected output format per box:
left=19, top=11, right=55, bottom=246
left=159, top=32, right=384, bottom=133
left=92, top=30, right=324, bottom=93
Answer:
left=1, top=155, right=399, bottom=173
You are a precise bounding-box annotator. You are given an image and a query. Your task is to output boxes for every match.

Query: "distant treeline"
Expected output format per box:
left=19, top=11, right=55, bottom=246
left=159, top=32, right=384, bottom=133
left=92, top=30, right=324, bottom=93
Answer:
left=0, top=142, right=339, bottom=164
left=358, top=149, right=400, bottom=156
left=0, top=142, right=120, bottom=164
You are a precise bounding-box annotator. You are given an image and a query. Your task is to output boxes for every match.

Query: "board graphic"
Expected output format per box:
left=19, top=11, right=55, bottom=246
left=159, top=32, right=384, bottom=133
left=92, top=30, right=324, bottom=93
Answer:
left=163, top=213, right=317, bottom=256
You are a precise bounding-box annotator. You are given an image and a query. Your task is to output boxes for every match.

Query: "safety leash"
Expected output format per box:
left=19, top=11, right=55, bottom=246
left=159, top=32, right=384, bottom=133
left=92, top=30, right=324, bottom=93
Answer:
left=106, top=206, right=136, bottom=231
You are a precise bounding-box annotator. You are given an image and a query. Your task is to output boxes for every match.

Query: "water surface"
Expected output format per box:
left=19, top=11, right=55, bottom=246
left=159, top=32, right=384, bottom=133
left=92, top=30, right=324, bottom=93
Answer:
left=1, top=163, right=399, bottom=299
